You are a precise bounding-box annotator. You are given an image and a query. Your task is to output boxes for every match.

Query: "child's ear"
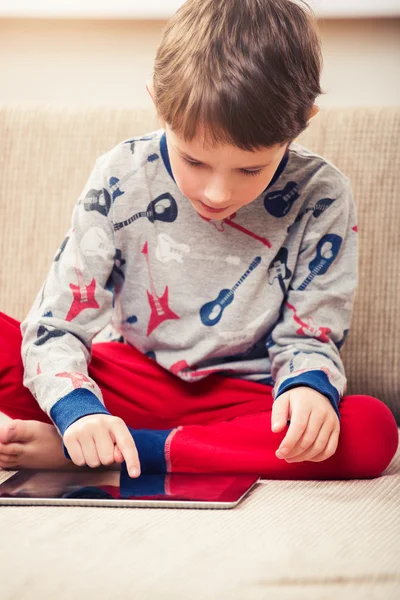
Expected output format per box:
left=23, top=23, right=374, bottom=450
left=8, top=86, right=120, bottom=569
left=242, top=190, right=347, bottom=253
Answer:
left=146, top=78, right=156, bottom=104
left=146, top=78, right=166, bottom=128
left=307, top=104, right=320, bottom=123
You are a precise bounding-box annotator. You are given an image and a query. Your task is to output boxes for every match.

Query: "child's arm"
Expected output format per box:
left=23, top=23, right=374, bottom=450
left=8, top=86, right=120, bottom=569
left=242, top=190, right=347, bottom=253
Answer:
left=20, top=154, right=118, bottom=439
left=269, top=178, right=358, bottom=422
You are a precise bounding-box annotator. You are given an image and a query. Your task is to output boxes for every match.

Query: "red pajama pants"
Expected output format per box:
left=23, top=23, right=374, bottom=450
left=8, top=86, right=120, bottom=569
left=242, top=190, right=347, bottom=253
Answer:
left=0, top=311, right=398, bottom=480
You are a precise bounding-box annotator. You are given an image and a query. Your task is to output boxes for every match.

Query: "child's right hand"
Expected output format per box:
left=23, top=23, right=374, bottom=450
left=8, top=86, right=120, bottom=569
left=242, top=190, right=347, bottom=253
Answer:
left=63, top=414, right=141, bottom=478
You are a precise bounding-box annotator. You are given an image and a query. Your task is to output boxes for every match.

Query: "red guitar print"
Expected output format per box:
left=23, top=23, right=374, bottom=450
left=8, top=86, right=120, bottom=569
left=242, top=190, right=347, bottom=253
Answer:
left=224, top=213, right=272, bottom=248
left=285, top=301, right=331, bottom=343
left=289, top=366, right=331, bottom=378
left=199, top=213, right=271, bottom=248
left=170, top=360, right=235, bottom=381
left=66, top=256, right=100, bottom=321
left=56, top=371, right=95, bottom=390
left=142, top=241, right=180, bottom=336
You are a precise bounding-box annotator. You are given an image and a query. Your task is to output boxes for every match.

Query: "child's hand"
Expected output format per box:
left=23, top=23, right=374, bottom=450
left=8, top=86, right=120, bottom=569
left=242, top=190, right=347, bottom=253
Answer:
left=63, top=414, right=141, bottom=477
left=271, top=386, right=340, bottom=463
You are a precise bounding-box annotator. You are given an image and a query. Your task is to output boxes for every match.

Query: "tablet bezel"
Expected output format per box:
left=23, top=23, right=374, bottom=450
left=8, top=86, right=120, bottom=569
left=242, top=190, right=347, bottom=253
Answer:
left=0, top=471, right=260, bottom=509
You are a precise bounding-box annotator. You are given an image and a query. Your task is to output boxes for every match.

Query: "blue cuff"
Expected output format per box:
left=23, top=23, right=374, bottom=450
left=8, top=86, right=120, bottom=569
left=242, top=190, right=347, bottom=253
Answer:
left=49, top=389, right=111, bottom=460
left=50, top=388, right=111, bottom=435
left=275, top=370, right=341, bottom=420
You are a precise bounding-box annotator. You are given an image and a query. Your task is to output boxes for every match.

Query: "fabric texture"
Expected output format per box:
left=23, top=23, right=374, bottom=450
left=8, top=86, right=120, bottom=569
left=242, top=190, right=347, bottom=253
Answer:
left=1, top=311, right=398, bottom=480
left=0, top=106, right=398, bottom=423
left=18, top=128, right=357, bottom=433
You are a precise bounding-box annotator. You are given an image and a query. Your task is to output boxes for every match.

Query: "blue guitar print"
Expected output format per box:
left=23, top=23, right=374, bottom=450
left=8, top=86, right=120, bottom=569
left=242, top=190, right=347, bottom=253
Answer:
left=35, top=326, right=66, bottom=346
left=200, top=257, right=262, bottom=326
left=287, top=197, right=336, bottom=233
left=264, top=181, right=300, bottom=217
left=297, top=234, right=342, bottom=290
left=83, top=154, right=160, bottom=215
left=108, top=154, right=159, bottom=201
left=334, top=329, right=349, bottom=351
left=113, top=193, right=178, bottom=231
left=124, top=134, right=159, bottom=154
left=83, top=188, right=112, bottom=217
left=268, top=247, right=292, bottom=295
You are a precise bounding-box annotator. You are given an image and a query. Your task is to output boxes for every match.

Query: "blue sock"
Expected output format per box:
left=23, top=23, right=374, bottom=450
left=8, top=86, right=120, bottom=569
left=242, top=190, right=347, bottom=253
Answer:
left=127, top=427, right=174, bottom=474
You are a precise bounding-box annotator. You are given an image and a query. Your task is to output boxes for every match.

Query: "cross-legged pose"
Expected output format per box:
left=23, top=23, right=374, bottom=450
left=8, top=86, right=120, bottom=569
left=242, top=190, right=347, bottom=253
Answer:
left=0, top=0, right=398, bottom=480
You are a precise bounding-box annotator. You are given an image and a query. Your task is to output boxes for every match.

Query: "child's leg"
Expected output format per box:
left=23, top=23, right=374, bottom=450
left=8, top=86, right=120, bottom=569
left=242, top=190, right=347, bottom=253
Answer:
left=90, top=340, right=399, bottom=480
left=0, top=311, right=398, bottom=479
left=0, top=312, right=53, bottom=423
left=87, top=334, right=399, bottom=480
left=159, top=394, right=399, bottom=480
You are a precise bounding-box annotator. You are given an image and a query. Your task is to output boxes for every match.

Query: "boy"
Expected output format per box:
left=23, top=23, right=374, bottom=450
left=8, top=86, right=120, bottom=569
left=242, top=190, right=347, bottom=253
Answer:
left=0, top=0, right=398, bottom=479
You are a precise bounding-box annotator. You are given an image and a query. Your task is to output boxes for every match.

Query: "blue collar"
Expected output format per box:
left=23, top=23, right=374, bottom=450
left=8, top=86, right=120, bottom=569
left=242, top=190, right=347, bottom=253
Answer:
left=160, top=131, right=289, bottom=191
left=160, top=131, right=175, bottom=182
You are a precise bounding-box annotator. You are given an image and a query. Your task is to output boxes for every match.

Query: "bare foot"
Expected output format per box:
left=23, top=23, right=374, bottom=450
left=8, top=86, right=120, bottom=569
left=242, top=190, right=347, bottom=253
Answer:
left=0, top=419, right=120, bottom=471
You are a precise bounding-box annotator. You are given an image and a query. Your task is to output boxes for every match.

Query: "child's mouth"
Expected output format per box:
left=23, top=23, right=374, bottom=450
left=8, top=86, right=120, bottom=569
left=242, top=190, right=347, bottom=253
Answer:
left=198, top=201, right=231, bottom=214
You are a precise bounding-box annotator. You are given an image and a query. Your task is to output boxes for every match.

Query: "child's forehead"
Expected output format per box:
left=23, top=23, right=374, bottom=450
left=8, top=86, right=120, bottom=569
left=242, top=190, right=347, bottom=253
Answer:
left=167, top=125, right=282, bottom=164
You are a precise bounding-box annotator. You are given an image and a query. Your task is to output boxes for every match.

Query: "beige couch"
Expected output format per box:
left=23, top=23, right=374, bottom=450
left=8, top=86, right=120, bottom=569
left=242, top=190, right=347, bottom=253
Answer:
left=0, top=106, right=399, bottom=599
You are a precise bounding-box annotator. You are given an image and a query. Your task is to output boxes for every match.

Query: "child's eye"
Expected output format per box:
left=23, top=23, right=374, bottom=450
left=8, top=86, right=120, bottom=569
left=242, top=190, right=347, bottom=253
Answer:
left=183, top=157, right=202, bottom=168
left=182, top=157, right=263, bottom=177
left=241, top=169, right=263, bottom=177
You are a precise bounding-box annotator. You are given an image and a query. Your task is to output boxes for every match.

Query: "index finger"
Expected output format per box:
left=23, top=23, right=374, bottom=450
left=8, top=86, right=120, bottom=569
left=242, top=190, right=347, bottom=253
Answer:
left=112, top=423, right=141, bottom=478
left=278, top=411, right=310, bottom=455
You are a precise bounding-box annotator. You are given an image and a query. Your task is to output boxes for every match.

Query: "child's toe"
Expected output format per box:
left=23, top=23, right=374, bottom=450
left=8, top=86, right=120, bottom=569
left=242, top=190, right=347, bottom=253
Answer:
left=0, top=423, right=18, bottom=444
left=0, top=453, right=20, bottom=469
left=0, top=442, right=21, bottom=456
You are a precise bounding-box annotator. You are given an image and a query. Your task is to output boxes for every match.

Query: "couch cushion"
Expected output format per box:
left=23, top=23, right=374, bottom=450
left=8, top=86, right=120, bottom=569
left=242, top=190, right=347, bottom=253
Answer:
left=297, top=108, right=400, bottom=421
left=0, top=106, right=398, bottom=421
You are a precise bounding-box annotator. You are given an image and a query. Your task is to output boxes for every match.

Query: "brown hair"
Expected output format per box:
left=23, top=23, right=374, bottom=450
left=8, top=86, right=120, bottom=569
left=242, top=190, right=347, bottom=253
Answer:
left=153, top=0, right=323, bottom=150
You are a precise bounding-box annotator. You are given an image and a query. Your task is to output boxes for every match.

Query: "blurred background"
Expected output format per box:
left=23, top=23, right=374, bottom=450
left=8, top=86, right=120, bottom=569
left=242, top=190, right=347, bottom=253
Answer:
left=0, top=0, right=399, bottom=109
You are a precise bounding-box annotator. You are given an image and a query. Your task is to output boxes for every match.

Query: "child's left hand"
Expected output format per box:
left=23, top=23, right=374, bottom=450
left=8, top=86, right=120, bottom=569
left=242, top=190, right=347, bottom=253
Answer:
left=271, top=386, right=340, bottom=463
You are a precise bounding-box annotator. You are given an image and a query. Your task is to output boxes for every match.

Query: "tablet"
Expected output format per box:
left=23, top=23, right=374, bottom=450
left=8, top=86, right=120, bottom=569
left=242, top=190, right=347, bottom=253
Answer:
left=0, top=468, right=260, bottom=509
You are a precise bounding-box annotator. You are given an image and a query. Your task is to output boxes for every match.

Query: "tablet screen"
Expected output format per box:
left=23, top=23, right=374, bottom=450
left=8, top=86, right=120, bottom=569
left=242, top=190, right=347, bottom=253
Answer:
left=0, top=468, right=259, bottom=508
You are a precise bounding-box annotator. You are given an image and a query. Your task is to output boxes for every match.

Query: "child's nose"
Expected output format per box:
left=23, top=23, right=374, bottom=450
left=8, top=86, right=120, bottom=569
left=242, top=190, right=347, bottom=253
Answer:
left=203, top=184, right=232, bottom=208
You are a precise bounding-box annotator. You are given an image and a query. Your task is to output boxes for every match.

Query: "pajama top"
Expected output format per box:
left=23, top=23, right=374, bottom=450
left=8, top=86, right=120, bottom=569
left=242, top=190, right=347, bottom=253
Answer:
left=20, top=130, right=358, bottom=436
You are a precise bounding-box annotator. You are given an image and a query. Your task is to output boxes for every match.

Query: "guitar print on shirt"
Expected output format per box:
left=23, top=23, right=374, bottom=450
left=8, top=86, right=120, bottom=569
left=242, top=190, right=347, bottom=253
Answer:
left=123, top=133, right=159, bottom=155
left=201, top=310, right=273, bottom=363
left=264, top=181, right=300, bottom=217
left=65, top=252, right=100, bottom=322
left=35, top=326, right=66, bottom=346
left=199, top=213, right=272, bottom=248
left=83, top=188, right=112, bottom=217
left=169, top=360, right=235, bottom=382
left=114, top=193, right=178, bottom=232
left=83, top=154, right=161, bottom=215
left=54, top=235, right=70, bottom=262
left=200, top=257, right=262, bottom=327
left=55, top=371, right=95, bottom=391
left=287, top=197, right=336, bottom=233
left=223, top=213, right=272, bottom=248
left=268, top=247, right=293, bottom=295
left=296, top=234, right=342, bottom=291
left=156, top=233, right=241, bottom=265
left=142, top=241, right=180, bottom=336
left=285, top=301, right=331, bottom=343
left=334, top=329, right=349, bottom=351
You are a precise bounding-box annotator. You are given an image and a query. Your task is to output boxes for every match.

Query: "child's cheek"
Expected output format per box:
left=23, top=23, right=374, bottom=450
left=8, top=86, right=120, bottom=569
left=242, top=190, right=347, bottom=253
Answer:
left=174, top=169, right=202, bottom=203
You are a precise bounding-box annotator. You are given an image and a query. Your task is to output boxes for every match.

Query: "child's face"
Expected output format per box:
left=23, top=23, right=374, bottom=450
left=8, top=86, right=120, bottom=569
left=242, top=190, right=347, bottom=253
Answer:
left=165, top=125, right=289, bottom=219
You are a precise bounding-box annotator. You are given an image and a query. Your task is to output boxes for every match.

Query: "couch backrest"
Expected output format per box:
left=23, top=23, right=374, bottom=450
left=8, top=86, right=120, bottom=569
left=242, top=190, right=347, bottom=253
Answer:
left=0, top=106, right=399, bottom=421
